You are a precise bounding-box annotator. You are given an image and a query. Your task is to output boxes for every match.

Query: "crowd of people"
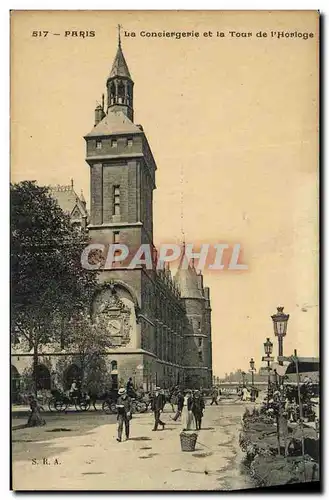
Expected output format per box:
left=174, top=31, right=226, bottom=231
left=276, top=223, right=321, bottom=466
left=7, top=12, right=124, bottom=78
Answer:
left=115, top=382, right=208, bottom=442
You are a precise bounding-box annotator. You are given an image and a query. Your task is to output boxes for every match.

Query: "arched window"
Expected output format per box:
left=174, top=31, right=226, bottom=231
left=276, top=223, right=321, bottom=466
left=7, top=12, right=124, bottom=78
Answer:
left=126, top=84, right=132, bottom=105
left=33, top=364, right=51, bottom=390
left=111, top=360, right=118, bottom=371
left=64, top=364, right=82, bottom=390
left=110, top=82, right=116, bottom=105
left=118, top=81, right=125, bottom=104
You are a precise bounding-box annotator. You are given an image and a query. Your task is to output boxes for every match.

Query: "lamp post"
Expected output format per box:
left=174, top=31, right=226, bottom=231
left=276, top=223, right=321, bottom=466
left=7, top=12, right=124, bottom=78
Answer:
left=271, top=306, right=289, bottom=364
left=271, top=306, right=289, bottom=388
left=249, top=358, right=255, bottom=385
left=263, top=337, right=274, bottom=407
left=241, top=371, right=246, bottom=387
left=249, top=358, right=256, bottom=402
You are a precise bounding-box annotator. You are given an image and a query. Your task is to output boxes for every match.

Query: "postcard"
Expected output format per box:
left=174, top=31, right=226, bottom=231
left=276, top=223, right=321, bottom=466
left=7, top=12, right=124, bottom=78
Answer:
left=10, top=10, right=319, bottom=491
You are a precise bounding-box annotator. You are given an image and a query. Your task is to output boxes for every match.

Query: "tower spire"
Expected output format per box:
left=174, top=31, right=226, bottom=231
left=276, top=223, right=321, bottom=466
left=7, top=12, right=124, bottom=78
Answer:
left=106, top=28, right=134, bottom=121
left=118, top=23, right=122, bottom=48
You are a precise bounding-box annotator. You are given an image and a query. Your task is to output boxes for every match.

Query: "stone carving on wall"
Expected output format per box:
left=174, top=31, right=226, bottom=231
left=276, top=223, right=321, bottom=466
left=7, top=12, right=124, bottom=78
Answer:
left=97, top=284, right=132, bottom=347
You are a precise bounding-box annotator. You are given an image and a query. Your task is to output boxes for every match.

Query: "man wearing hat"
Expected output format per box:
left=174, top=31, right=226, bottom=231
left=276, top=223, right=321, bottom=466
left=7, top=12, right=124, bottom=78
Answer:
left=192, top=390, right=205, bottom=430
left=116, top=388, right=132, bottom=442
left=151, top=387, right=166, bottom=431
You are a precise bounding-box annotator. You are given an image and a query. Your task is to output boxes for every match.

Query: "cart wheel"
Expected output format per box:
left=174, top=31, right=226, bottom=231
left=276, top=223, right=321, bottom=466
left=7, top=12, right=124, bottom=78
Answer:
left=54, top=400, right=67, bottom=412
left=102, top=401, right=112, bottom=414
left=48, top=398, right=56, bottom=412
left=78, top=401, right=90, bottom=411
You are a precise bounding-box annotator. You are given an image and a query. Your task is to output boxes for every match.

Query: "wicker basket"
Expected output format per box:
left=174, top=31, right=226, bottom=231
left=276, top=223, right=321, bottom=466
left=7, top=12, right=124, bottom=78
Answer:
left=180, top=431, right=198, bottom=452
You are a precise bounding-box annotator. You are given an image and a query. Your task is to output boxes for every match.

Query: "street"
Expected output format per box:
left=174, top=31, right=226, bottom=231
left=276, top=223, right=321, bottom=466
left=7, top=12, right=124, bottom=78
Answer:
left=12, top=401, right=253, bottom=491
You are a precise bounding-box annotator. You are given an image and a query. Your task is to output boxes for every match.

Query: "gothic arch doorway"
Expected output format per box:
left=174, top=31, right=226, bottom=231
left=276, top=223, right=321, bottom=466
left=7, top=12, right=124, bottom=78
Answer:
left=33, top=364, right=51, bottom=390
left=11, top=365, right=20, bottom=403
left=64, top=364, right=82, bottom=390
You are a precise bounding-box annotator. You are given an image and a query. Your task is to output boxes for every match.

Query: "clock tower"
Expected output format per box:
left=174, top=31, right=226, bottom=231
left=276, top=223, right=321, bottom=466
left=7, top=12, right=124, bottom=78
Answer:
left=84, top=32, right=158, bottom=386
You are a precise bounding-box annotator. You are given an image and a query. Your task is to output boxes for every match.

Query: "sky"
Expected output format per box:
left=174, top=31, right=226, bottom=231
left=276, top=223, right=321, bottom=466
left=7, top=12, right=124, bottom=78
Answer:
left=11, top=10, right=319, bottom=376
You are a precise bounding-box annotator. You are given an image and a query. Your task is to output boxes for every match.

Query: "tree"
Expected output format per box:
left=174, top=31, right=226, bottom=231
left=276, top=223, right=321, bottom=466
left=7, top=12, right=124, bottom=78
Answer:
left=11, top=181, right=98, bottom=395
left=65, top=312, right=112, bottom=392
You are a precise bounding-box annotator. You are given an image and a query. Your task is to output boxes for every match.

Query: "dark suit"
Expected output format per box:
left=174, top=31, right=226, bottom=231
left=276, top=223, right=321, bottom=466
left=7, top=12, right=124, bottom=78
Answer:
left=116, top=395, right=132, bottom=441
left=172, top=393, right=184, bottom=421
left=192, top=395, right=205, bottom=430
left=151, top=393, right=165, bottom=430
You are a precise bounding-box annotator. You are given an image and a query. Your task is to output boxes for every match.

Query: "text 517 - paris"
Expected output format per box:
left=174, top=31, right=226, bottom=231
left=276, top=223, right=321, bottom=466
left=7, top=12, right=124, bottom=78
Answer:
left=31, top=31, right=95, bottom=38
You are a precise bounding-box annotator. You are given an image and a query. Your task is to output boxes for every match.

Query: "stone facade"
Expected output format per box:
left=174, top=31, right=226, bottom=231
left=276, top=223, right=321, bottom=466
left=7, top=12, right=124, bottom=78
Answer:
left=11, top=38, right=213, bottom=395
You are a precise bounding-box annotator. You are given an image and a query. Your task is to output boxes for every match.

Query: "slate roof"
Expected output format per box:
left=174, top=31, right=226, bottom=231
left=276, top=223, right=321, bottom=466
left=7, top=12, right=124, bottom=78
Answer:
left=50, top=184, right=88, bottom=220
left=109, top=44, right=132, bottom=79
left=85, top=109, right=142, bottom=138
left=174, top=249, right=204, bottom=300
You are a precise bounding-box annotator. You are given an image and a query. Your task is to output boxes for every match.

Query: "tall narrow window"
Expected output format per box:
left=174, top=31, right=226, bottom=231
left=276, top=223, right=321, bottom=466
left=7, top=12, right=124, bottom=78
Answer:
left=198, top=338, right=203, bottom=348
left=113, top=185, right=120, bottom=216
left=198, top=351, right=203, bottom=362
left=118, top=81, right=125, bottom=104
left=110, top=83, right=116, bottom=105
left=127, top=137, right=133, bottom=147
left=111, top=139, right=117, bottom=148
left=96, top=140, right=102, bottom=149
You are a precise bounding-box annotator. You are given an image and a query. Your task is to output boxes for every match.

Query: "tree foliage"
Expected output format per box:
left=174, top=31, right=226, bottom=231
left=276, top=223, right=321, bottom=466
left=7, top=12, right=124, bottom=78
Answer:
left=65, top=312, right=112, bottom=391
left=11, top=181, right=99, bottom=391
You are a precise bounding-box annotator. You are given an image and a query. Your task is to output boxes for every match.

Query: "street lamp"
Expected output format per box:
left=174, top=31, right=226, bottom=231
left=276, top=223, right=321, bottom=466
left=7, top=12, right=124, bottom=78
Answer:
left=263, top=337, right=274, bottom=407
left=271, top=306, right=289, bottom=365
left=241, top=371, right=246, bottom=387
left=249, top=358, right=255, bottom=385
left=249, top=358, right=256, bottom=402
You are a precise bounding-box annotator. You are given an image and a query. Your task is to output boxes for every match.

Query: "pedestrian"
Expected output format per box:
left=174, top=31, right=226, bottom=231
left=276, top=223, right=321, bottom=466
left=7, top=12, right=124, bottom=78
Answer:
left=116, top=387, right=132, bottom=442
left=151, top=387, right=166, bottom=431
left=69, top=379, right=78, bottom=399
left=192, top=390, right=205, bottom=430
left=210, top=387, right=218, bottom=405
left=27, top=394, right=46, bottom=427
left=126, top=377, right=136, bottom=398
left=160, top=389, right=167, bottom=411
left=181, top=390, right=195, bottom=431
left=171, top=389, right=184, bottom=421
left=168, top=386, right=176, bottom=412
left=242, top=386, right=249, bottom=401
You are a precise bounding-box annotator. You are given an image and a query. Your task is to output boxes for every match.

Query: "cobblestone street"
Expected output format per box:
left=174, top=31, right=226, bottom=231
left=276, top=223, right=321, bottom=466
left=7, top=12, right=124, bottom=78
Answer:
left=12, top=402, right=253, bottom=491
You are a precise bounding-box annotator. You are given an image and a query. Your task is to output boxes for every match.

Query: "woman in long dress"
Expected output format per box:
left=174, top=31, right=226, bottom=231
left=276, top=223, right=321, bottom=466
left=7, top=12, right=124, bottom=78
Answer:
left=181, top=390, right=196, bottom=431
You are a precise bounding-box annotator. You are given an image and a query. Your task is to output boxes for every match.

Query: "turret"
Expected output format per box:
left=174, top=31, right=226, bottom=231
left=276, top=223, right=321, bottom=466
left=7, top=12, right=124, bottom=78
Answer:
left=94, top=95, right=106, bottom=126
left=106, top=28, right=134, bottom=121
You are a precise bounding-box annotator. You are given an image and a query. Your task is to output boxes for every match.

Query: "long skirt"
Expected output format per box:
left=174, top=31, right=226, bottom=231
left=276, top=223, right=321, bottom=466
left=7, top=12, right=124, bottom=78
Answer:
left=181, top=408, right=196, bottom=431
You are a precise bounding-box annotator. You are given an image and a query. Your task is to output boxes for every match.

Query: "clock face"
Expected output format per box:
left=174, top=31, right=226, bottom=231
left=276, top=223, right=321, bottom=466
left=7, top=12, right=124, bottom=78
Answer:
left=108, top=319, right=121, bottom=335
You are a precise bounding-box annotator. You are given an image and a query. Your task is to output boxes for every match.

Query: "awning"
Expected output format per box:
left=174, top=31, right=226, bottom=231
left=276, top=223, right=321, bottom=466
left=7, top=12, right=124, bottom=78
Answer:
left=275, top=356, right=320, bottom=375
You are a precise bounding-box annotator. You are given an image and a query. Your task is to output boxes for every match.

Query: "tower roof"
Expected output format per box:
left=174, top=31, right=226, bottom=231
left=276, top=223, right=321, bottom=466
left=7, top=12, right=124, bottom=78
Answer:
left=49, top=182, right=88, bottom=219
left=85, top=109, right=142, bottom=137
left=109, top=43, right=132, bottom=80
left=174, top=249, right=204, bottom=300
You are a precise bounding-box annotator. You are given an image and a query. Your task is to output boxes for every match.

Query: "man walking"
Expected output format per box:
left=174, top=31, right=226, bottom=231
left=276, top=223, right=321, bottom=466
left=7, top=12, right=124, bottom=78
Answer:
left=151, top=387, right=166, bottom=431
left=171, top=389, right=184, bottom=421
left=210, top=387, right=219, bottom=405
left=126, top=377, right=137, bottom=398
left=192, top=390, right=205, bottom=430
left=116, top=387, right=132, bottom=442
